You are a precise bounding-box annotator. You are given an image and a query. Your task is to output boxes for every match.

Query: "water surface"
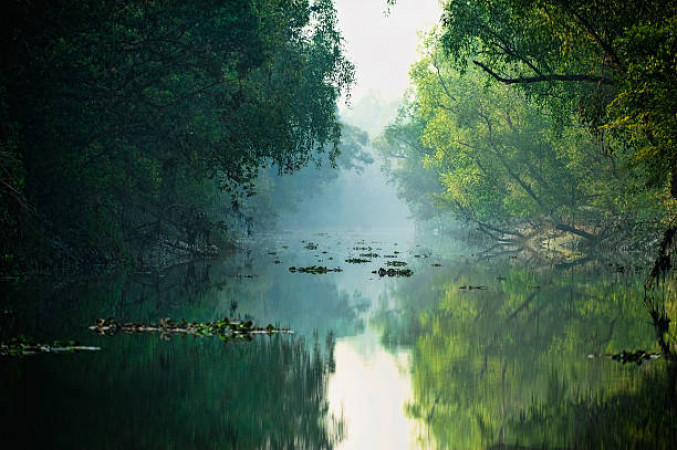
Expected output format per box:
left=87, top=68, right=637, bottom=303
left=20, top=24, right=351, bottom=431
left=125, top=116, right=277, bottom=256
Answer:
left=1, top=231, right=674, bottom=449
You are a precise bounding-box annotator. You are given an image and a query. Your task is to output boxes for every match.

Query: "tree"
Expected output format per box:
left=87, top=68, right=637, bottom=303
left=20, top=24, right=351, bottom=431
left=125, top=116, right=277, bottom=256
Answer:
left=381, top=37, right=671, bottom=243
left=0, top=0, right=354, bottom=268
left=435, top=0, right=677, bottom=195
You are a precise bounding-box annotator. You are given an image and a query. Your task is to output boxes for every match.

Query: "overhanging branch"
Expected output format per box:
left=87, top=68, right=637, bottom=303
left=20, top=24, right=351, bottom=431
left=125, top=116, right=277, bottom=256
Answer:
left=473, top=60, right=614, bottom=85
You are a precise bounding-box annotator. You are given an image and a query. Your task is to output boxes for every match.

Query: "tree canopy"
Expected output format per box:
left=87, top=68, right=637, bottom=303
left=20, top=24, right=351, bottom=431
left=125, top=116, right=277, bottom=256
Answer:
left=381, top=1, right=676, bottom=247
left=0, top=0, right=354, bottom=270
left=436, top=0, right=677, bottom=194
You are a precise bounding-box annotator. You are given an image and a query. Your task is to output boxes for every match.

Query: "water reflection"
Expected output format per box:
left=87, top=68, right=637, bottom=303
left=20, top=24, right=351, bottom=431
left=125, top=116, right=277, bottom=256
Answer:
left=374, top=255, right=677, bottom=449
left=327, top=329, right=416, bottom=449
left=1, top=335, right=341, bottom=449
left=1, top=234, right=676, bottom=448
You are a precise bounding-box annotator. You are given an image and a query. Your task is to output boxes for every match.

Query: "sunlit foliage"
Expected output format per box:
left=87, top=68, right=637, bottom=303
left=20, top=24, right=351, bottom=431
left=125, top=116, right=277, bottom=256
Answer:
left=436, top=0, right=677, bottom=197
left=381, top=35, right=673, bottom=243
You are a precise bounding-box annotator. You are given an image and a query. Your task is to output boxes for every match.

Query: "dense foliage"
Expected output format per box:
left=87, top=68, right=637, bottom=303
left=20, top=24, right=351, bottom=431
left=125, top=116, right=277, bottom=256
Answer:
left=381, top=0, right=676, bottom=246
left=437, top=0, right=676, bottom=192
left=0, top=0, right=354, bottom=271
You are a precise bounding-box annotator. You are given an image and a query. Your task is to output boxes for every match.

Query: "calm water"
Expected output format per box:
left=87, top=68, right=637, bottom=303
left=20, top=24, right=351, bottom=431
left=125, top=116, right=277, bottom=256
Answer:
left=1, top=230, right=675, bottom=449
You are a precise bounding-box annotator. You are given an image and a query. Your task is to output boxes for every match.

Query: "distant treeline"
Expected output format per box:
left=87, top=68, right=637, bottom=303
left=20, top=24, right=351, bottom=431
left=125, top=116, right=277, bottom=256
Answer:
left=0, top=0, right=354, bottom=273
left=380, top=0, right=676, bottom=248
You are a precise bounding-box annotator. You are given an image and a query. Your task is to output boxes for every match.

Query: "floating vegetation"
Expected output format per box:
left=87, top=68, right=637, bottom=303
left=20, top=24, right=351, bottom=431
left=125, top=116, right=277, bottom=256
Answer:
left=90, top=318, right=290, bottom=340
left=1, top=336, right=100, bottom=357
left=288, top=265, right=343, bottom=274
left=360, top=252, right=379, bottom=258
left=345, top=258, right=371, bottom=264
left=587, top=350, right=662, bottom=365
left=303, top=242, right=318, bottom=250
left=459, top=285, right=487, bottom=290
left=372, top=268, right=413, bottom=277
left=386, top=260, right=407, bottom=267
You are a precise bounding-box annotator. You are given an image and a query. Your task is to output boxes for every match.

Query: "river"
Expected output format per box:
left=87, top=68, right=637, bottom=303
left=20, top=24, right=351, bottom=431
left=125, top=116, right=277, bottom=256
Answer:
left=1, top=228, right=675, bottom=449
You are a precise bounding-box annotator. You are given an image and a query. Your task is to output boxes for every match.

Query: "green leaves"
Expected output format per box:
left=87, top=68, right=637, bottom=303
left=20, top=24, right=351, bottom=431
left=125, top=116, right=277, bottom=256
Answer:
left=1, top=0, right=354, bottom=267
left=437, top=0, right=677, bottom=198
left=383, top=35, right=673, bottom=241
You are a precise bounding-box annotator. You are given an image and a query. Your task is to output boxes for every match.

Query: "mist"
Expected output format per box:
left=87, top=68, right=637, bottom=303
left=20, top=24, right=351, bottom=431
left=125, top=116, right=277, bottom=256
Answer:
left=274, top=146, right=412, bottom=233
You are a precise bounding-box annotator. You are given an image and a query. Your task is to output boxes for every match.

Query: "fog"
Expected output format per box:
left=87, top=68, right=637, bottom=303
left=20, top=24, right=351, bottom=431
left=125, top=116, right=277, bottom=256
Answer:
left=334, top=0, right=442, bottom=107
left=265, top=1, right=442, bottom=234
left=275, top=146, right=412, bottom=233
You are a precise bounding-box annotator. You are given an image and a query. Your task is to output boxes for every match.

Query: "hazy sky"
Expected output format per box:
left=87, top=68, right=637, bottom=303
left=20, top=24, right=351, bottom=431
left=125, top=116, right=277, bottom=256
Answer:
left=334, top=0, right=442, bottom=106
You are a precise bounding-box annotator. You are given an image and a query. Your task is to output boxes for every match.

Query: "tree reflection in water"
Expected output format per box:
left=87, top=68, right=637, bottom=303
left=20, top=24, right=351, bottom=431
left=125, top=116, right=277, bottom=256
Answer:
left=373, top=257, right=677, bottom=449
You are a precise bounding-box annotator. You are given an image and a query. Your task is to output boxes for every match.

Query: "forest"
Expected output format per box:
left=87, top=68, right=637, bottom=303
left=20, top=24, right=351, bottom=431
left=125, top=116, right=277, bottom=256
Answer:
left=1, top=1, right=676, bottom=447
left=2, top=0, right=674, bottom=277
left=381, top=0, right=676, bottom=258
left=0, top=0, right=356, bottom=274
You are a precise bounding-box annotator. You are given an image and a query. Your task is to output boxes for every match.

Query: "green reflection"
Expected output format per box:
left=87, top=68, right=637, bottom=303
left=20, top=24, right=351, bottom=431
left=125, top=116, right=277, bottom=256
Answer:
left=374, top=258, right=677, bottom=449
left=0, top=247, right=363, bottom=449
left=0, top=335, right=342, bottom=449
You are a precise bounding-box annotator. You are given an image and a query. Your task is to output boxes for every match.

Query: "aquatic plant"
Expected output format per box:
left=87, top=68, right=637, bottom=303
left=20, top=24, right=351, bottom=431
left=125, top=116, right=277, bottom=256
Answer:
left=585, top=350, right=663, bottom=365
left=89, top=318, right=291, bottom=340
left=359, top=253, right=379, bottom=258
left=288, top=266, right=343, bottom=274
left=372, top=268, right=413, bottom=277
left=0, top=336, right=100, bottom=357
left=386, top=260, right=407, bottom=267
left=345, top=258, right=371, bottom=264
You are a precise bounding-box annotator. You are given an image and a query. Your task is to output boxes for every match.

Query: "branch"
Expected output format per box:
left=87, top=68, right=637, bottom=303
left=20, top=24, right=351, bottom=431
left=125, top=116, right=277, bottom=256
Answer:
left=473, top=60, right=614, bottom=85
left=431, top=52, right=458, bottom=103
left=0, top=178, right=37, bottom=215
left=549, top=1, right=624, bottom=71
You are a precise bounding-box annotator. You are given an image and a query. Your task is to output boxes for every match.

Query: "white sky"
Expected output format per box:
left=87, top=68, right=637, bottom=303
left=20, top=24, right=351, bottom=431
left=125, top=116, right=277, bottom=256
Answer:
left=334, top=0, right=443, bottom=106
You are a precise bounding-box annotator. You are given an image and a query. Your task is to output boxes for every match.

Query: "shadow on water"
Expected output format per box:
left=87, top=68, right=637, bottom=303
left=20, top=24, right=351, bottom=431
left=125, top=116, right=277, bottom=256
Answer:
left=1, top=335, right=341, bottom=450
